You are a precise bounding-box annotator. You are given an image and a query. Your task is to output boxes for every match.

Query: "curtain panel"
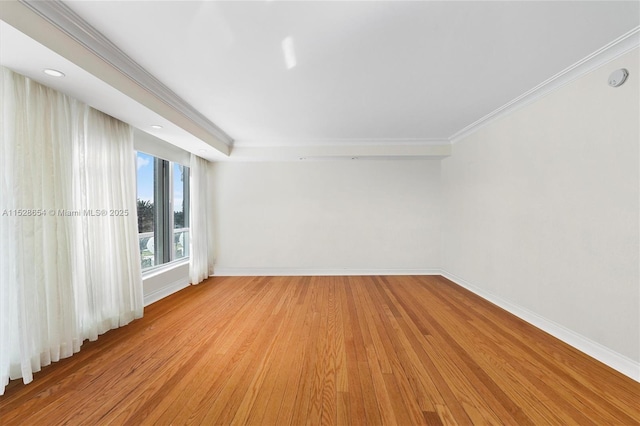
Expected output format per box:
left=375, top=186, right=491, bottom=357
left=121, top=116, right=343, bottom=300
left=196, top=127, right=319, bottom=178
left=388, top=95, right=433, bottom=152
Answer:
left=0, top=67, right=143, bottom=395
left=189, top=153, right=212, bottom=284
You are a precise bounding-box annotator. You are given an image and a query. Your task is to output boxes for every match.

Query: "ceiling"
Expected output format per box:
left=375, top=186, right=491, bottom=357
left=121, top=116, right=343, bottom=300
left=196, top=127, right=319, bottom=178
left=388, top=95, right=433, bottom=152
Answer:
left=1, top=1, right=639, bottom=161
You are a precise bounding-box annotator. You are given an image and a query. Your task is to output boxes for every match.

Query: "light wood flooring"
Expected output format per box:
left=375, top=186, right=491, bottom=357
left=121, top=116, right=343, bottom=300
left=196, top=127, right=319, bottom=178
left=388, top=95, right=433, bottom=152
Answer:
left=1, top=275, right=639, bottom=425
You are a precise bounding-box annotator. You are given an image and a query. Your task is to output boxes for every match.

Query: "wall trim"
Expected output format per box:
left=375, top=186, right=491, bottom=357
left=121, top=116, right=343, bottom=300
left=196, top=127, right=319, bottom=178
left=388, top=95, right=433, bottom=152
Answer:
left=18, top=0, right=233, bottom=149
left=143, top=276, right=190, bottom=307
left=233, top=138, right=450, bottom=148
left=449, top=26, right=640, bottom=143
left=228, top=146, right=451, bottom=162
left=440, top=270, right=640, bottom=383
left=213, top=267, right=441, bottom=277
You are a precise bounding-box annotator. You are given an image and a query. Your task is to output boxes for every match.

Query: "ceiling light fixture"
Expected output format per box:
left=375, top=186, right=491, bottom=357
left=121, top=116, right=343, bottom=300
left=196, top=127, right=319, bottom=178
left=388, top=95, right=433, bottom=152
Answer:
left=150, top=125, right=163, bottom=129
left=43, top=69, right=65, bottom=77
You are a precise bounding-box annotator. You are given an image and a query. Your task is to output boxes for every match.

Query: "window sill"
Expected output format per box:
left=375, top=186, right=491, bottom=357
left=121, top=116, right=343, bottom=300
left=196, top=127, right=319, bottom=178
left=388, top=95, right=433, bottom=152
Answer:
left=141, top=258, right=189, bottom=280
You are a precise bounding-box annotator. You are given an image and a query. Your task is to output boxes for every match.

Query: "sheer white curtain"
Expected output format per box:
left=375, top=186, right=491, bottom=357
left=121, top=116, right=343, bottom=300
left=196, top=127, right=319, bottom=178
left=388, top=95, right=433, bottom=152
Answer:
left=0, top=67, right=143, bottom=395
left=72, top=108, right=144, bottom=339
left=1, top=67, right=78, bottom=393
left=189, top=154, right=212, bottom=284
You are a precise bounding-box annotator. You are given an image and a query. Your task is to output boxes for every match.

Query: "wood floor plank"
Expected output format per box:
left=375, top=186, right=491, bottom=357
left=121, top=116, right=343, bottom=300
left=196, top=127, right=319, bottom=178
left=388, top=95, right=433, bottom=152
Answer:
left=289, top=280, right=323, bottom=426
left=1, top=275, right=639, bottom=425
left=164, top=278, right=281, bottom=425
left=274, top=279, right=315, bottom=426
left=377, top=279, right=469, bottom=420
left=338, top=277, right=368, bottom=425
left=346, top=278, right=385, bottom=425
left=202, top=281, right=290, bottom=425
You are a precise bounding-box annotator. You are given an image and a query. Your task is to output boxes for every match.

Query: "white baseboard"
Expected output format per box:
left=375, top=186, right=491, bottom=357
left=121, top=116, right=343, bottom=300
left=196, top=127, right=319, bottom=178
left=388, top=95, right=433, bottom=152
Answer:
left=213, top=267, right=441, bottom=277
left=143, top=277, right=190, bottom=307
left=440, top=270, right=640, bottom=383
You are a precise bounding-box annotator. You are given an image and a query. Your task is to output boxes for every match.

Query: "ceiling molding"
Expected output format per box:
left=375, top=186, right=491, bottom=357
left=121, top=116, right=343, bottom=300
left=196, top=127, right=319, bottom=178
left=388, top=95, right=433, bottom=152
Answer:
left=449, top=26, right=640, bottom=144
left=17, top=0, right=234, bottom=149
left=3, top=1, right=636, bottom=159
left=233, top=138, right=450, bottom=148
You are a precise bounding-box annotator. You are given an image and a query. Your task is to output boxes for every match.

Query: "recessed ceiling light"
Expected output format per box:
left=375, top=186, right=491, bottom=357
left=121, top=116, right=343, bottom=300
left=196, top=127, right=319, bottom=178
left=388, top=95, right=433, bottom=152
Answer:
left=151, top=125, right=163, bottom=129
left=43, top=69, right=65, bottom=77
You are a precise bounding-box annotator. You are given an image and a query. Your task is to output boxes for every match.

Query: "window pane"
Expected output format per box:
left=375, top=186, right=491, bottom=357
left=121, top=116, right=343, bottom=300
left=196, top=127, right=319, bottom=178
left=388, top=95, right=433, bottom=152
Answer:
left=173, top=163, right=189, bottom=260
left=136, top=151, right=190, bottom=271
left=136, top=152, right=156, bottom=269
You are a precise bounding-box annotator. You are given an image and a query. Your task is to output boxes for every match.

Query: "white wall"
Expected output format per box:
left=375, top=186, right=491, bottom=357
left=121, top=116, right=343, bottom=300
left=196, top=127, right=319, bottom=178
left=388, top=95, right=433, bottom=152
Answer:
left=142, top=262, right=190, bottom=306
left=211, top=160, right=441, bottom=274
left=441, top=49, right=639, bottom=367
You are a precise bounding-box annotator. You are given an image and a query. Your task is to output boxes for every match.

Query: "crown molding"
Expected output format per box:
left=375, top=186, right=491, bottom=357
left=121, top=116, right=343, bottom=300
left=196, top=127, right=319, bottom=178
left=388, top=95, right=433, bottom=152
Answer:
left=17, top=0, right=233, bottom=149
left=449, top=26, right=640, bottom=144
left=8, top=1, right=637, bottom=155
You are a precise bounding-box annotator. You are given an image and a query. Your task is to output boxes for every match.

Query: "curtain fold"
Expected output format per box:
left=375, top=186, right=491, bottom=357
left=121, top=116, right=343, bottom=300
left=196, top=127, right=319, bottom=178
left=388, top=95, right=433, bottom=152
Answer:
left=1, top=68, right=78, bottom=390
left=189, top=154, right=211, bottom=284
left=72, top=107, right=144, bottom=339
left=0, top=67, right=143, bottom=395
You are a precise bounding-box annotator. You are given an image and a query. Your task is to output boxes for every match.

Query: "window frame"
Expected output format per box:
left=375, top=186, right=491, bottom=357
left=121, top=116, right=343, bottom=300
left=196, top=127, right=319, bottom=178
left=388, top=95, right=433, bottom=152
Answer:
left=136, top=150, right=190, bottom=272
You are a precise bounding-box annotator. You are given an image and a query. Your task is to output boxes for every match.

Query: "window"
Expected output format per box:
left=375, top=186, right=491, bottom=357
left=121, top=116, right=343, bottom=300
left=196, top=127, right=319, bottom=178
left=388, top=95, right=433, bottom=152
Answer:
left=173, top=162, right=190, bottom=261
left=136, top=151, right=190, bottom=270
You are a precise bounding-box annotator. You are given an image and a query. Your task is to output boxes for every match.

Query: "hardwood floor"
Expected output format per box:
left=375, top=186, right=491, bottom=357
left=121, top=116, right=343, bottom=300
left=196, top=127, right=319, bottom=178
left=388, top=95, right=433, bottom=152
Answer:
left=1, top=275, right=639, bottom=425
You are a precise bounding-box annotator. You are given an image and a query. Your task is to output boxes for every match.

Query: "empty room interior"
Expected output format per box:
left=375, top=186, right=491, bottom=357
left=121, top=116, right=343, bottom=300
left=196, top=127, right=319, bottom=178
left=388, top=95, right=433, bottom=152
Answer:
left=1, top=0, right=639, bottom=424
